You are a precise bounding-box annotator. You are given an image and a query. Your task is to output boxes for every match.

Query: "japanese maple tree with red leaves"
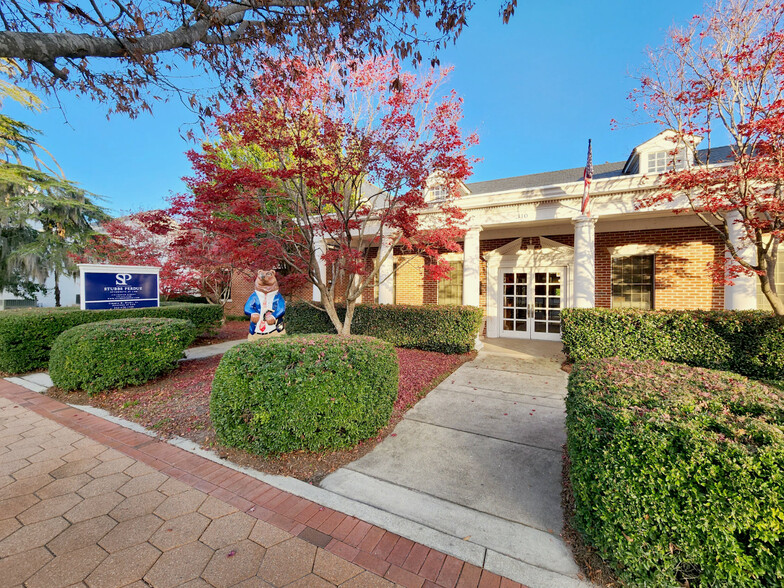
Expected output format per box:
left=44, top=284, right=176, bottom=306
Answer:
left=633, top=0, right=784, bottom=317
left=78, top=210, right=200, bottom=298
left=185, top=54, right=476, bottom=333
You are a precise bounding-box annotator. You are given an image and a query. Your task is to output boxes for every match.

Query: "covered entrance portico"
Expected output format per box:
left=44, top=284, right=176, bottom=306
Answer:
left=484, top=237, right=574, bottom=341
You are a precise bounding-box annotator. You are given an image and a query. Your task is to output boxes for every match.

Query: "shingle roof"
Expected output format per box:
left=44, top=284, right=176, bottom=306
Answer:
left=464, top=145, right=736, bottom=197
left=464, top=161, right=626, bottom=196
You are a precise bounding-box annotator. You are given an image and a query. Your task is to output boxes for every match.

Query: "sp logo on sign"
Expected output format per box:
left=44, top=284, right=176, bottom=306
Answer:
left=115, top=273, right=133, bottom=286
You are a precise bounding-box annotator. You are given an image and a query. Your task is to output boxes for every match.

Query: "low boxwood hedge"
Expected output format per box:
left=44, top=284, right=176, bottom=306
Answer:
left=561, top=308, right=784, bottom=380
left=49, top=318, right=196, bottom=394
left=210, top=335, right=399, bottom=454
left=566, top=358, right=784, bottom=587
left=0, top=303, right=222, bottom=374
left=286, top=302, right=483, bottom=354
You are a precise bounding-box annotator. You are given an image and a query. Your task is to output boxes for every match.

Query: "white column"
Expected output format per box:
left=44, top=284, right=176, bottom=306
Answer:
left=724, top=210, right=758, bottom=310
left=377, top=236, right=395, bottom=304
left=572, top=215, right=598, bottom=308
left=312, top=236, right=327, bottom=303
left=462, top=228, right=481, bottom=307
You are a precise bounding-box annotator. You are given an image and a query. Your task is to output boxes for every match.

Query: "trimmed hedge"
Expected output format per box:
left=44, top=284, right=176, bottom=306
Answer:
left=0, top=303, right=222, bottom=374
left=567, top=358, right=784, bottom=587
left=210, top=335, right=398, bottom=454
left=49, top=318, right=196, bottom=394
left=286, top=302, right=484, bottom=354
left=561, top=308, right=784, bottom=380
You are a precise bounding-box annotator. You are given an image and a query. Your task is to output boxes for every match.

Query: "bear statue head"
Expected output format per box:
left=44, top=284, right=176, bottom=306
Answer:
left=254, top=269, right=279, bottom=293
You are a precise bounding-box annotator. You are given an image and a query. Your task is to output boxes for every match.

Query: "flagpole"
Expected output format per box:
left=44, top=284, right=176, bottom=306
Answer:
left=581, top=139, right=593, bottom=216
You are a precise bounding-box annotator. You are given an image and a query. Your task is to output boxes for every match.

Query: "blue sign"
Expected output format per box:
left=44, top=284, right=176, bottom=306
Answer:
left=83, top=271, right=159, bottom=310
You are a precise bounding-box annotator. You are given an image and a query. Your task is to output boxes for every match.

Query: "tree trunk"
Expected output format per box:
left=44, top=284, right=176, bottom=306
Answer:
left=321, top=292, right=346, bottom=335
left=758, top=272, right=784, bottom=320
left=54, top=269, right=61, bottom=307
left=341, top=300, right=356, bottom=335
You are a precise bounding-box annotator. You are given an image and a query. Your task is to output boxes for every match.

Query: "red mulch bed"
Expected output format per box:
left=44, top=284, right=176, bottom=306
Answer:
left=189, top=320, right=249, bottom=347
left=49, top=346, right=475, bottom=484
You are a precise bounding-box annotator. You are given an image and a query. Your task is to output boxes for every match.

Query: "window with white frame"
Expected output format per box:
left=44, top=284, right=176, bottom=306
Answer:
left=437, top=261, right=463, bottom=305
left=647, top=149, right=688, bottom=174
left=612, top=255, right=654, bottom=309
left=429, top=184, right=448, bottom=201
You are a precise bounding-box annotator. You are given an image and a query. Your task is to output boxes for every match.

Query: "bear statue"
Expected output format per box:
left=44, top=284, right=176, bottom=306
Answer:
left=244, top=269, right=286, bottom=341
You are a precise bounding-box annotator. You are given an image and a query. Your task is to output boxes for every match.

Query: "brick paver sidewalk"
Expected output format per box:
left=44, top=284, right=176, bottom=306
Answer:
left=0, top=380, right=524, bottom=588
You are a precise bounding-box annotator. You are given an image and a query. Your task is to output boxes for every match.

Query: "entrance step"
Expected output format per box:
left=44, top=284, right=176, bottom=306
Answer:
left=321, top=469, right=587, bottom=586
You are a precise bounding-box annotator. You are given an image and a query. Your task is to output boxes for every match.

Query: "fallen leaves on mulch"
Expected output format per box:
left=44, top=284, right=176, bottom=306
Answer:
left=395, top=348, right=475, bottom=410
left=48, top=347, right=475, bottom=484
left=189, top=320, right=249, bottom=347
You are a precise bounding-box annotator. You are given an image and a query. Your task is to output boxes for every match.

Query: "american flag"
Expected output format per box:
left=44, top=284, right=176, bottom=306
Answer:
left=581, top=139, right=593, bottom=215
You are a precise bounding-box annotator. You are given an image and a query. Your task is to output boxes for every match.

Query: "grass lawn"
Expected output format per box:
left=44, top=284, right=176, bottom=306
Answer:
left=48, top=326, right=475, bottom=484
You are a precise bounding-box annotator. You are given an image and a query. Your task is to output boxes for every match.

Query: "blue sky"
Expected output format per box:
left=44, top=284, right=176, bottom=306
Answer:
left=4, top=0, right=705, bottom=216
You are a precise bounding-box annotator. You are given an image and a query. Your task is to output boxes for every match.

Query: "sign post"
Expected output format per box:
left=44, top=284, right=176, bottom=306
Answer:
left=78, top=264, right=161, bottom=310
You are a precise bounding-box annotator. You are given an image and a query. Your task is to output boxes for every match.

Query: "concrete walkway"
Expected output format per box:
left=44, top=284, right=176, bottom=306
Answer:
left=321, top=338, right=590, bottom=588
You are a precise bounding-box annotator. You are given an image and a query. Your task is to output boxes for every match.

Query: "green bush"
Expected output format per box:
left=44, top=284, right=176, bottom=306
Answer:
left=286, top=302, right=483, bottom=354
left=211, top=335, right=398, bottom=454
left=566, top=358, right=784, bottom=587
left=561, top=308, right=784, bottom=380
left=0, top=303, right=222, bottom=374
left=49, top=318, right=196, bottom=394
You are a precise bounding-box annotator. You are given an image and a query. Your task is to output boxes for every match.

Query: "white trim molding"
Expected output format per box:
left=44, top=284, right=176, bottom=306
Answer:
left=606, top=244, right=662, bottom=257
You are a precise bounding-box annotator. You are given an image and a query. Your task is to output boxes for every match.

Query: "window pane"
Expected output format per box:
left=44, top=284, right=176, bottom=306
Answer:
left=612, top=255, right=654, bottom=310
left=438, top=261, right=463, bottom=306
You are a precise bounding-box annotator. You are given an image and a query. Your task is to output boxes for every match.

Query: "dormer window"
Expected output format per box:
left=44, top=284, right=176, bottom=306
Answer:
left=429, top=185, right=448, bottom=201
left=646, top=149, right=690, bottom=174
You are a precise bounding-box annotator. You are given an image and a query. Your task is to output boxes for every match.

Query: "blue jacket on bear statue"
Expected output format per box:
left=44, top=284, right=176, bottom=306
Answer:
left=244, top=269, right=286, bottom=336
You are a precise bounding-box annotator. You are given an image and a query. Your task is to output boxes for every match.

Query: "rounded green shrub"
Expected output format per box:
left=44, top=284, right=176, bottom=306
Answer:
left=566, top=358, right=784, bottom=587
left=0, top=302, right=221, bottom=375
left=210, top=335, right=399, bottom=454
left=49, top=318, right=195, bottom=394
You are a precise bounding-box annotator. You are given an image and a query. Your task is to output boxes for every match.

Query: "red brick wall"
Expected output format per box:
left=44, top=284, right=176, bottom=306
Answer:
left=594, top=226, right=724, bottom=310
left=224, top=271, right=255, bottom=317
left=224, top=226, right=725, bottom=317
left=394, top=255, right=425, bottom=305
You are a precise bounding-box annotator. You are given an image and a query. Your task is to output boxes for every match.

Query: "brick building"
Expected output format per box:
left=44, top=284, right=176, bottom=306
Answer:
left=227, top=131, right=782, bottom=341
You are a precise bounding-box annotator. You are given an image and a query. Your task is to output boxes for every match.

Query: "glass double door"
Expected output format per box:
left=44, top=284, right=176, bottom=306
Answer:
left=500, top=268, right=564, bottom=340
